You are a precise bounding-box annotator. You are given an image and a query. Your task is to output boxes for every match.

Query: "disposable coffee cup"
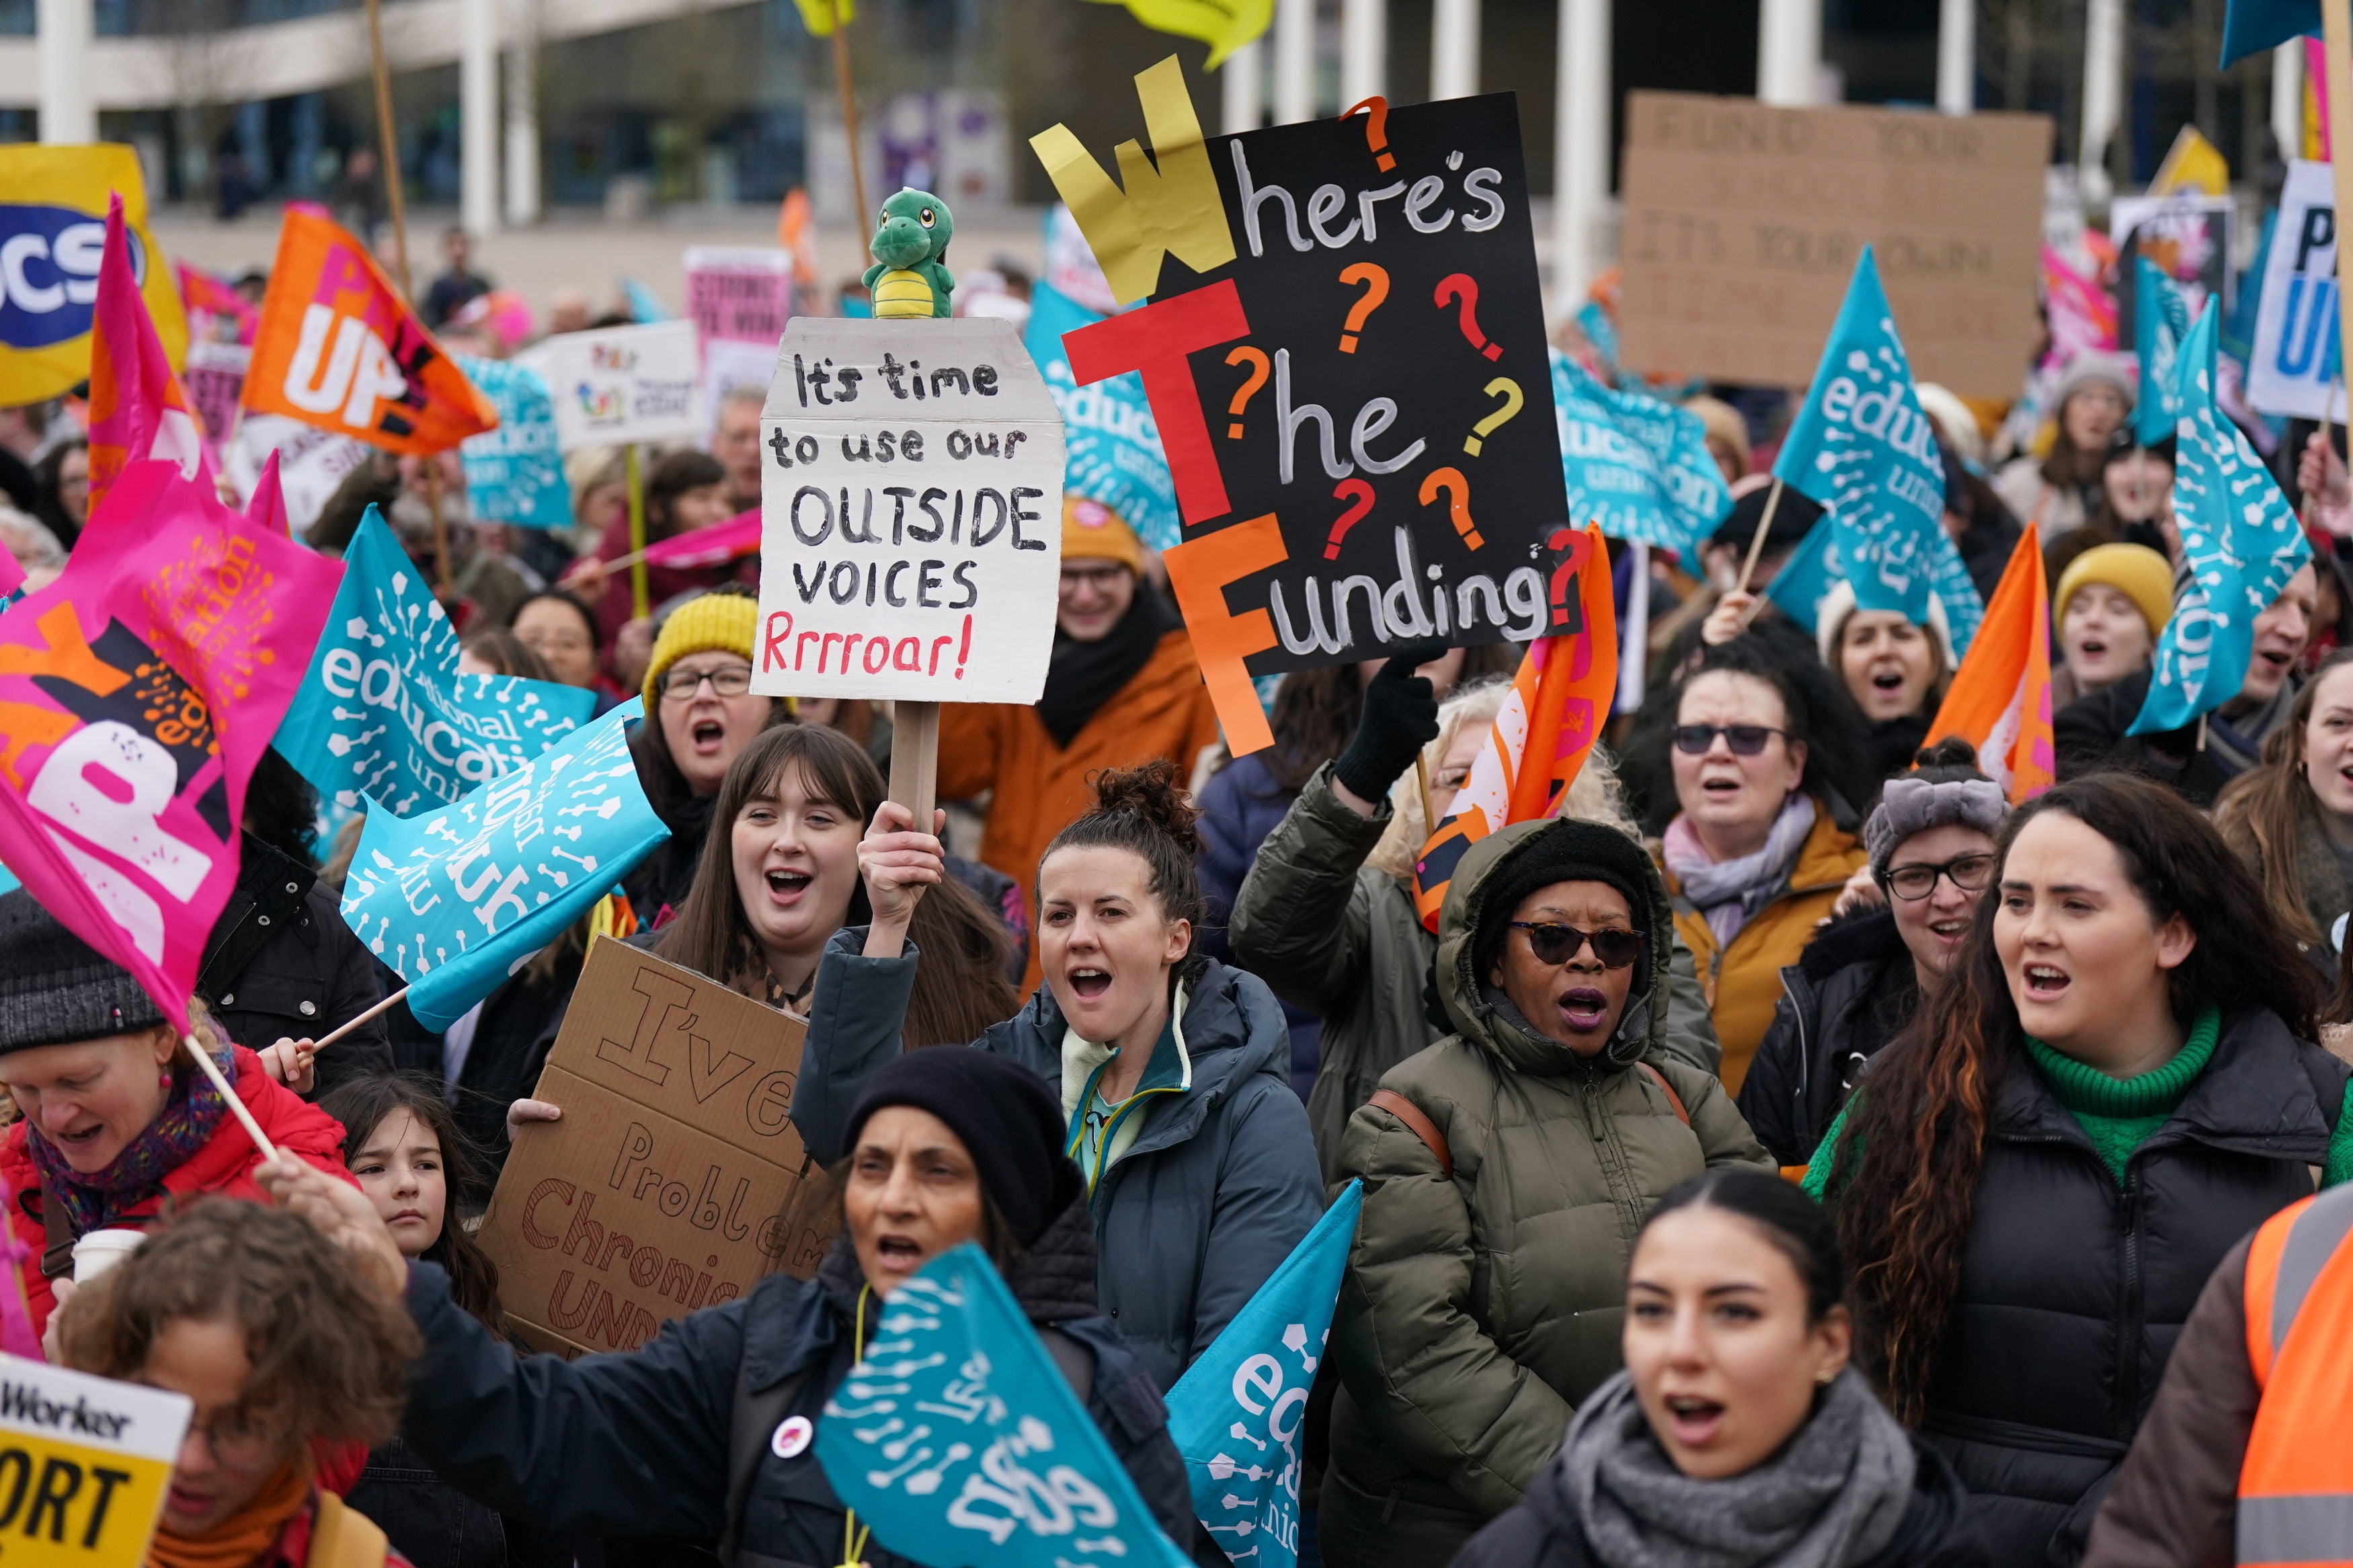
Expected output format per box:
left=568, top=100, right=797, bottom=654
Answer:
left=71, top=1228, right=146, bottom=1283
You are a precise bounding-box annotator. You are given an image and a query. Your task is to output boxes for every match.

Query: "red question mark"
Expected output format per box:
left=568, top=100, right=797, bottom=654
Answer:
left=1433, top=274, right=1503, bottom=361
left=1325, top=479, right=1375, bottom=559
left=1546, top=526, right=1591, bottom=628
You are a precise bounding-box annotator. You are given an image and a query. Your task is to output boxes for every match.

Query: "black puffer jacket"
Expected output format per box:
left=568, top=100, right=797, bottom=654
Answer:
left=198, top=834, right=393, bottom=1096
left=1739, top=908, right=1917, bottom=1167
left=1450, top=1433, right=1989, bottom=1568
left=1915, top=1006, right=2346, bottom=1566
left=399, top=1196, right=1196, bottom=1567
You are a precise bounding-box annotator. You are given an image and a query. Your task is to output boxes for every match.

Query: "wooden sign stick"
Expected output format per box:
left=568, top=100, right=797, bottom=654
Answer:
left=183, top=1034, right=279, bottom=1161
left=1734, top=476, right=1786, bottom=595
left=311, top=987, right=411, bottom=1052
left=891, top=700, right=941, bottom=838
left=2327, top=0, right=2353, bottom=441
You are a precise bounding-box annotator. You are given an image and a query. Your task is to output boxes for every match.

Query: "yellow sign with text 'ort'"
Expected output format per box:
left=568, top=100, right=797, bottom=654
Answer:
left=0, top=1355, right=192, bottom=1568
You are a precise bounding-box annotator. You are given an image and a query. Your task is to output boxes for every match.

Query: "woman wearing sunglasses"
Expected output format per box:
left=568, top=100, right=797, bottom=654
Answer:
left=1658, top=640, right=1869, bottom=1095
left=1322, top=814, right=1772, bottom=1568
left=1739, top=740, right=2009, bottom=1167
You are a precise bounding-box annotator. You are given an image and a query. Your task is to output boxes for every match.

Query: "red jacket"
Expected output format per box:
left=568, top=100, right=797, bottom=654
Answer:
left=1, top=1046, right=357, bottom=1333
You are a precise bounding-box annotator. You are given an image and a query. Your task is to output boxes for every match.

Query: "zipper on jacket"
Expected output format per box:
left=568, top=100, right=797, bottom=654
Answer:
left=2115, top=1167, right=2145, bottom=1436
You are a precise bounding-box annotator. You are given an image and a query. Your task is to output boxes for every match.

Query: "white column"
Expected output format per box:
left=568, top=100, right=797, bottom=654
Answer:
left=1223, top=39, right=1264, bottom=135
left=1430, top=0, right=1479, bottom=101
left=1341, top=0, right=1385, bottom=108
left=1552, top=0, right=1607, bottom=308
left=36, top=0, right=95, bottom=145
left=2079, top=0, right=2123, bottom=205
left=2274, top=40, right=2305, bottom=161
left=1757, top=0, right=1821, bottom=106
left=504, top=0, right=541, bottom=226
left=460, top=0, right=499, bottom=235
left=1275, top=0, right=1316, bottom=124
left=1937, top=0, right=1974, bottom=114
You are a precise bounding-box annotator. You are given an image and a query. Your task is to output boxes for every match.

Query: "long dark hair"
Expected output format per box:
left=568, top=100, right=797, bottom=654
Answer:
left=655, top=724, right=1020, bottom=1043
left=1628, top=634, right=1872, bottom=831
left=1042, top=759, right=1210, bottom=990
left=1831, top=772, right=2317, bottom=1423
left=2214, top=648, right=2353, bottom=946
left=1643, top=1169, right=1845, bottom=1324
left=319, top=1073, right=509, bottom=1337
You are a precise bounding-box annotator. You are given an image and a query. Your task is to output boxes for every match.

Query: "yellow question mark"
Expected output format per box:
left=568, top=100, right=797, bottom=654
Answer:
left=1463, top=377, right=1525, bottom=457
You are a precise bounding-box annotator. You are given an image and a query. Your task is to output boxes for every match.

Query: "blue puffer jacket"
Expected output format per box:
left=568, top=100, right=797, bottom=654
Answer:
left=795, top=932, right=1326, bottom=1393
left=1195, top=751, right=1322, bottom=1100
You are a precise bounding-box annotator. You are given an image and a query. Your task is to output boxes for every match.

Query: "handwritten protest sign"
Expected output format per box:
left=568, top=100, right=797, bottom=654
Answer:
left=750, top=317, right=1066, bottom=704
left=1615, top=93, right=2052, bottom=398
left=522, top=321, right=705, bottom=452
left=457, top=355, right=572, bottom=530
left=2248, top=159, right=2344, bottom=421
left=1035, top=69, right=1569, bottom=751
left=0, top=1354, right=193, bottom=1568
left=477, top=940, right=834, bottom=1357
left=688, top=247, right=794, bottom=350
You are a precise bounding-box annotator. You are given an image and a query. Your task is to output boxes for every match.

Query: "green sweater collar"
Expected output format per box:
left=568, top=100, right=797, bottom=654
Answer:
left=2025, top=1006, right=2221, bottom=1118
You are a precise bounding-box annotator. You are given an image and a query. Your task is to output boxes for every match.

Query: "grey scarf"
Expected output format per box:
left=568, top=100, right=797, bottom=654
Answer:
left=1663, top=793, right=1818, bottom=948
left=1561, top=1368, right=1915, bottom=1568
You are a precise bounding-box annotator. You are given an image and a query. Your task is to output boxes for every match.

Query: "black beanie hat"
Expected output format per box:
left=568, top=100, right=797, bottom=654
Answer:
left=1472, top=823, right=1656, bottom=986
left=840, top=1048, right=1082, bottom=1251
left=0, top=891, right=165, bottom=1055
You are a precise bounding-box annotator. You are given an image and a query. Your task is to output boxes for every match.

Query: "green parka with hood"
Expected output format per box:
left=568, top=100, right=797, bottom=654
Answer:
left=1320, top=816, right=1772, bottom=1568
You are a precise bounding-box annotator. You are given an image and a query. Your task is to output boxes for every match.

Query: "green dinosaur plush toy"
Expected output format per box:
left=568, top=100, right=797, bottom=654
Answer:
left=863, top=189, right=955, bottom=319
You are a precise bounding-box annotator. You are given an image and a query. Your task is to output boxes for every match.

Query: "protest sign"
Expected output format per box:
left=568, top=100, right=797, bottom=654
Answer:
left=1615, top=93, right=2052, bottom=399
left=457, top=355, right=572, bottom=530
left=0, top=1354, right=193, bottom=1568
left=1035, top=68, right=1570, bottom=751
left=340, top=702, right=668, bottom=1030
left=817, top=1243, right=1193, bottom=1568
left=0, top=144, right=188, bottom=407
left=2109, top=190, right=2234, bottom=349
left=221, top=414, right=371, bottom=538
left=687, top=247, right=795, bottom=351
left=183, top=342, right=249, bottom=456
left=242, top=208, right=497, bottom=454
left=1168, top=1183, right=1360, bottom=1568
left=750, top=317, right=1066, bottom=704
left=477, top=939, right=834, bottom=1356
left=1027, top=279, right=1181, bottom=552
left=524, top=322, right=705, bottom=452
left=277, top=507, right=595, bottom=818
left=2248, top=159, right=2346, bottom=422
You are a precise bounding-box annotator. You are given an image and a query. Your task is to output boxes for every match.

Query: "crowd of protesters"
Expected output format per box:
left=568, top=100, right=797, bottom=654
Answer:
left=13, top=198, right=2353, bottom=1568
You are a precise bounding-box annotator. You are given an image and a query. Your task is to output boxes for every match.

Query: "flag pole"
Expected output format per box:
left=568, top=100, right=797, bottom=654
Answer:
left=2326, top=0, right=2353, bottom=419
left=311, top=987, right=411, bottom=1052
left=832, top=0, right=870, bottom=227
left=1414, top=752, right=1437, bottom=833
left=1734, top=477, right=1786, bottom=594
left=625, top=444, right=649, bottom=620
left=184, top=1034, right=280, bottom=1162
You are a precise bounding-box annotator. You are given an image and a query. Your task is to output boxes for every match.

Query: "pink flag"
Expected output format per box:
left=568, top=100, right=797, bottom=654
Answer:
left=644, top=509, right=761, bottom=569
left=0, top=552, right=24, bottom=605
left=0, top=461, right=340, bottom=1025
left=86, top=196, right=217, bottom=516
left=245, top=450, right=290, bottom=538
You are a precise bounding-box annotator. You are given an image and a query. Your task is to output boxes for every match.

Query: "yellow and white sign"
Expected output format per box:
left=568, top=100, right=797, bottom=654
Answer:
left=0, top=1355, right=192, bottom=1568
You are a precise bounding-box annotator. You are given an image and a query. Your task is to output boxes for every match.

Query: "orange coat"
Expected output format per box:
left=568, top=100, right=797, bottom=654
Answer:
left=940, top=626, right=1220, bottom=991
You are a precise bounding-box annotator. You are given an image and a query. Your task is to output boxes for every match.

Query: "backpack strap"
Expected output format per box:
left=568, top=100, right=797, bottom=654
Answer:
left=1369, top=1089, right=1452, bottom=1180
left=38, top=1188, right=77, bottom=1281
left=1638, top=1061, right=1692, bottom=1127
left=307, top=1491, right=391, bottom=1568
left=721, top=1360, right=813, bottom=1568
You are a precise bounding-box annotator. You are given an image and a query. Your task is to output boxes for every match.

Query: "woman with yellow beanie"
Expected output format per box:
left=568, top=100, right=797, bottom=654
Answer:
left=2050, top=543, right=2173, bottom=709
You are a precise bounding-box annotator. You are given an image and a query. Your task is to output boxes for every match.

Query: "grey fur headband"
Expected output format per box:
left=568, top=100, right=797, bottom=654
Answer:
left=1865, top=776, right=2009, bottom=874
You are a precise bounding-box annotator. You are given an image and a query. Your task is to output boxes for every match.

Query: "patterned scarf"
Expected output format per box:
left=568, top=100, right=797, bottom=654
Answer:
left=26, top=1048, right=236, bottom=1238
left=1663, top=794, right=1819, bottom=949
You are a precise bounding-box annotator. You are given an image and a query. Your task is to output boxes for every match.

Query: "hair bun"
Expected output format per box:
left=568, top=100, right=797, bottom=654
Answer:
left=1086, top=759, right=1203, bottom=860
left=1912, top=736, right=1981, bottom=773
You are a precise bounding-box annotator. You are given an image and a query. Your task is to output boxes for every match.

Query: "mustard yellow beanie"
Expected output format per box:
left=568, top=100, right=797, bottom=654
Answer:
left=2054, top=542, right=2175, bottom=639
left=642, top=587, right=761, bottom=706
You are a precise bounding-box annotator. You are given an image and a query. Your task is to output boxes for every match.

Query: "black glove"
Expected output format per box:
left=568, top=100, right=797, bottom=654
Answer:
left=1331, top=641, right=1449, bottom=804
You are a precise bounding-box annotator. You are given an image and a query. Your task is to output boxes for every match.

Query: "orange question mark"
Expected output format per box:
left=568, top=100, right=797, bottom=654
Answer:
left=1325, top=479, right=1376, bottom=559
left=1224, top=347, right=1271, bottom=440
left=1342, top=96, right=1395, bottom=171
left=1419, top=467, right=1482, bottom=550
left=1337, top=263, right=1390, bottom=354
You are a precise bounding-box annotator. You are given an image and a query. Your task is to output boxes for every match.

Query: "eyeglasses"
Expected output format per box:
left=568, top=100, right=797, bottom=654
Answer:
left=659, top=665, right=754, bottom=701
left=1509, top=923, right=1644, bottom=968
left=1880, top=854, right=1995, bottom=901
left=1671, top=723, right=1790, bottom=757
left=184, top=1412, right=276, bottom=1470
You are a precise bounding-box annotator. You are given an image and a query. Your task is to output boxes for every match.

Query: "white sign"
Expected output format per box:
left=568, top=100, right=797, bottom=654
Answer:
left=0, top=1352, right=193, bottom=1568
left=2249, top=160, right=2346, bottom=423
left=520, top=321, right=705, bottom=452
left=751, top=317, right=1064, bottom=704
left=222, top=413, right=373, bottom=536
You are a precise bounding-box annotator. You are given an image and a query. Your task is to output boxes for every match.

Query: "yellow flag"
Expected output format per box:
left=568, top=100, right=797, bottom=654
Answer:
left=2149, top=126, right=2230, bottom=196
left=0, top=144, right=187, bottom=407
left=793, top=0, right=851, bottom=36
left=1080, top=0, right=1273, bottom=69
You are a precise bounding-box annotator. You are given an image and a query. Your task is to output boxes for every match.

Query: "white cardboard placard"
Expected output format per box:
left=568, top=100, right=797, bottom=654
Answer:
left=522, top=321, right=706, bottom=452
left=751, top=317, right=1064, bottom=704
left=2248, top=160, right=2347, bottom=423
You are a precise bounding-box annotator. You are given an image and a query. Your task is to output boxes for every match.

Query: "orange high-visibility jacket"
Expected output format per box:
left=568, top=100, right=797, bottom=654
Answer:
left=2239, top=1182, right=2353, bottom=1567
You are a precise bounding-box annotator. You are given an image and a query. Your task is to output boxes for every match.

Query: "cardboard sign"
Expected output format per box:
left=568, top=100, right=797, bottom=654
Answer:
left=686, top=247, right=794, bottom=349
left=1035, top=73, right=1568, bottom=751
left=1615, top=93, right=2053, bottom=399
left=2248, top=159, right=2344, bottom=421
left=749, top=317, right=1066, bottom=704
left=522, top=322, right=705, bottom=452
left=477, top=939, right=835, bottom=1357
left=0, top=1354, right=192, bottom=1568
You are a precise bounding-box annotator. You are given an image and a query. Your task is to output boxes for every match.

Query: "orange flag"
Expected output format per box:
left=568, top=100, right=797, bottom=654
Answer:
left=1411, top=524, right=1618, bottom=932
left=241, top=208, right=496, bottom=453
left=1925, top=524, right=2055, bottom=802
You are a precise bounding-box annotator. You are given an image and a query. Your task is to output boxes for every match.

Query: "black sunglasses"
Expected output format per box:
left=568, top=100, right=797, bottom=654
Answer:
left=1509, top=923, right=1644, bottom=968
left=1671, top=723, right=1790, bottom=757
left=1879, top=853, right=1996, bottom=901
